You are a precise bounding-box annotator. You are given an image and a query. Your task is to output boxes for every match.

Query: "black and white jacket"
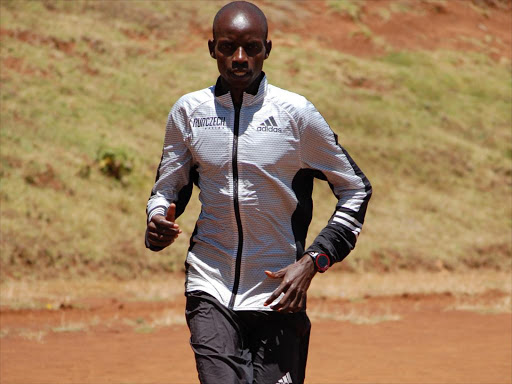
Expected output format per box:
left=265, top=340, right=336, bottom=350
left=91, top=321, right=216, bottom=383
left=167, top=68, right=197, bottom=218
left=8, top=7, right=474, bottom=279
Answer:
left=147, top=75, right=372, bottom=310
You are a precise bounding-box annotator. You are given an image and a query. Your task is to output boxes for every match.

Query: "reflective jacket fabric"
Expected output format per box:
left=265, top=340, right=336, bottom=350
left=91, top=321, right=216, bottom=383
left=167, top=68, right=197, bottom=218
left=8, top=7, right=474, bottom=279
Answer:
left=147, top=75, right=372, bottom=310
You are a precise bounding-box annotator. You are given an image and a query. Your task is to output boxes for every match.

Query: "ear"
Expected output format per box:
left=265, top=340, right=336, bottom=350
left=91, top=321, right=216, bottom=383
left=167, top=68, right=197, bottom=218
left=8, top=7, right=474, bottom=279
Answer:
left=208, top=39, right=216, bottom=59
left=264, top=40, right=272, bottom=59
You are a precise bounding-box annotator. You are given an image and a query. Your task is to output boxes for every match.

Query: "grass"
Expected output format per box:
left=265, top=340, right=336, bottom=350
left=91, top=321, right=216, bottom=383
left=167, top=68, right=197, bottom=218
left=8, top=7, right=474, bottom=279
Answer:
left=328, top=0, right=364, bottom=21
left=51, top=323, right=88, bottom=333
left=277, top=46, right=512, bottom=272
left=309, top=306, right=402, bottom=324
left=447, top=295, right=512, bottom=314
left=122, top=312, right=185, bottom=332
left=0, top=271, right=509, bottom=309
left=129, top=309, right=185, bottom=332
left=308, top=270, right=512, bottom=298
left=0, top=0, right=511, bottom=280
left=150, top=309, right=186, bottom=327
left=0, top=277, right=185, bottom=309
left=18, top=330, right=46, bottom=343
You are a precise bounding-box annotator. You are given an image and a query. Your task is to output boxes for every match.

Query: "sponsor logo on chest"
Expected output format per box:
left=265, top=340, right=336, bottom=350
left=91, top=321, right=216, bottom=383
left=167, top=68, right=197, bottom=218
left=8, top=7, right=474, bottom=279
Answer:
left=257, top=116, right=281, bottom=133
left=191, top=116, right=227, bottom=130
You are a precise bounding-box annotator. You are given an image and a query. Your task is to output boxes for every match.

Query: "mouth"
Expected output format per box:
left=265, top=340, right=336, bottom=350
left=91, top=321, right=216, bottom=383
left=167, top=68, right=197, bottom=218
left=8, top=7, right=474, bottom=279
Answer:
left=230, top=70, right=251, bottom=78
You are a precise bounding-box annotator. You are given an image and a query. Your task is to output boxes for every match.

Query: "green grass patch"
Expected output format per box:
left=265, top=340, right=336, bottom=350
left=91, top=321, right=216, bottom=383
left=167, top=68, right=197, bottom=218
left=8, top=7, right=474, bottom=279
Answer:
left=328, top=0, right=364, bottom=21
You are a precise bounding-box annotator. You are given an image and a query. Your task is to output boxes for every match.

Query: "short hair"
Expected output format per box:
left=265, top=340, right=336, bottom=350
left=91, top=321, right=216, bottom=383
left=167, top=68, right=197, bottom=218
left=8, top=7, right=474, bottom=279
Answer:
left=212, top=1, right=268, bottom=40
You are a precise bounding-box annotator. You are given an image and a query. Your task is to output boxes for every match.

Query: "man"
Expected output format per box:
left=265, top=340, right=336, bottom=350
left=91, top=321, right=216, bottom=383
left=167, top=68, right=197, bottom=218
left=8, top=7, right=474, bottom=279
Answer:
left=146, top=2, right=371, bottom=383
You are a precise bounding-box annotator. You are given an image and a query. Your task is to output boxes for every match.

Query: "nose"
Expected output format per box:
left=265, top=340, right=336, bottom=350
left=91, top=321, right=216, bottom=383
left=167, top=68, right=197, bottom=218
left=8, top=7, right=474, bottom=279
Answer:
left=233, top=46, right=247, bottom=63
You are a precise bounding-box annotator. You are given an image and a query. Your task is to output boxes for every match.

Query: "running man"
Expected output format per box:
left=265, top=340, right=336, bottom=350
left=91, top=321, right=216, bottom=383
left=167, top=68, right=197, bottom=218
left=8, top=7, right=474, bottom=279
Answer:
left=146, top=2, right=372, bottom=383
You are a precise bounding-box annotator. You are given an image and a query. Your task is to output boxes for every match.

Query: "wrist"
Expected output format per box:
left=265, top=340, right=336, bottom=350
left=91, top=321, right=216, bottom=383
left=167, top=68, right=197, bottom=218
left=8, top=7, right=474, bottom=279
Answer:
left=148, top=206, right=167, bottom=223
left=300, top=253, right=315, bottom=271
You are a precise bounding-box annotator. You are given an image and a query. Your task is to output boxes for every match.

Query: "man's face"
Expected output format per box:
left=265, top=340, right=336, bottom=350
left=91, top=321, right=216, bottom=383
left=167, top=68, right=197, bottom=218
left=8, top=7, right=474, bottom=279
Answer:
left=209, top=11, right=271, bottom=92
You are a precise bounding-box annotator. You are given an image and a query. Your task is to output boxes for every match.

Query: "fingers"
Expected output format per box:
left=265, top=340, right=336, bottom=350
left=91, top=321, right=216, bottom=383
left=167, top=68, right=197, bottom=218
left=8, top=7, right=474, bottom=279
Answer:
left=265, top=283, right=305, bottom=313
left=166, top=203, right=176, bottom=222
left=146, top=235, right=179, bottom=248
left=263, top=268, right=287, bottom=307
left=271, top=288, right=296, bottom=312
left=265, top=269, right=285, bottom=279
left=148, top=219, right=181, bottom=236
left=147, top=230, right=179, bottom=243
left=147, top=222, right=178, bottom=237
left=146, top=225, right=180, bottom=246
left=151, top=212, right=181, bottom=232
left=147, top=208, right=182, bottom=248
left=283, top=288, right=306, bottom=313
left=270, top=285, right=306, bottom=313
left=264, top=262, right=314, bottom=313
left=264, top=283, right=285, bottom=307
left=264, top=277, right=294, bottom=310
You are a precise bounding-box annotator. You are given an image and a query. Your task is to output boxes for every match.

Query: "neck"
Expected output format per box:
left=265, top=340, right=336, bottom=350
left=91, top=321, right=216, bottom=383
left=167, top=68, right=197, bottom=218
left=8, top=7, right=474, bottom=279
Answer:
left=230, top=89, right=243, bottom=106
left=218, top=73, right=264, bottom=107
left=218, top=77, right=243, bottom=106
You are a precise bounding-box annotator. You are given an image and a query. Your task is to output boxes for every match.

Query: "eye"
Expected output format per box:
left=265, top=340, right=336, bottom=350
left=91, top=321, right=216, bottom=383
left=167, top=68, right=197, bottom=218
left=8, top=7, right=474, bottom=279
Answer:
left=245, top=42, right=262, bottom=56
left=218, top=41, right=235, bottom=55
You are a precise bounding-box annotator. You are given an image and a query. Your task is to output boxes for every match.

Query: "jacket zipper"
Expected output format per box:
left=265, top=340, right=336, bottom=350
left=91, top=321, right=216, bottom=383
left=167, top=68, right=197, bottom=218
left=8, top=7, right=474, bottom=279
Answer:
left=229, top=103, right=243, bottom=309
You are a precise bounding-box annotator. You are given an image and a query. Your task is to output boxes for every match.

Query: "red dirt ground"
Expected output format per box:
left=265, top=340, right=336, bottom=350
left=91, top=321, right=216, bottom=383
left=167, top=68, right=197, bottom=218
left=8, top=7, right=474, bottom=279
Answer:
left=1, top=293, right=510, bottom=384
left=285, top=0, right=512, bottom=60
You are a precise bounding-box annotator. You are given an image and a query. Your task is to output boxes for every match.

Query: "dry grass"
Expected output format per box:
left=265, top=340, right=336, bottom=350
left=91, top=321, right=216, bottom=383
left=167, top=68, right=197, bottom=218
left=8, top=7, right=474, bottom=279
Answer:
left=447, top=295, right=512, bottom=314
left=0, top=277, right=185, bottom=309
left=120, top=310, right=185, bottom=332
left=309, top=306, right=401, bottom=324
left=308, top=270, right=511, bottom=299
left=17, top=330, right=46, bottom=343
left=149, top=309, right=186, bottom=327
left=51, top=322, right=88, bottom=333
left=0, top=271, right=509, bottom=310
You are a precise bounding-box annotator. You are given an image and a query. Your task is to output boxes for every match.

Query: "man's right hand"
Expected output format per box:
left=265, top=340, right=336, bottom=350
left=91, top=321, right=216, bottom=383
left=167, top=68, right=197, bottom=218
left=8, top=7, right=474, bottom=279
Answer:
left=146, top=203, right=182, bottom=249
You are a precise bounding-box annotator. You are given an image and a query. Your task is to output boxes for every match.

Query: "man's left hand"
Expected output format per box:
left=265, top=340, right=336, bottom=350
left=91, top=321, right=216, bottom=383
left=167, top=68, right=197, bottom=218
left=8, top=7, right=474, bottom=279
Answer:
left=264, top=254, right=316, bottom=313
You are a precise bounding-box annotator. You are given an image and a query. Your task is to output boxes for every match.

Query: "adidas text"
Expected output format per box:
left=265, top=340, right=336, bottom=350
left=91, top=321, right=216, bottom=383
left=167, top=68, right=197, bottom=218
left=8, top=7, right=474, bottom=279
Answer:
left=257, top=116, right=281, bottom=133
left=257, top=126, right=282, bottom=133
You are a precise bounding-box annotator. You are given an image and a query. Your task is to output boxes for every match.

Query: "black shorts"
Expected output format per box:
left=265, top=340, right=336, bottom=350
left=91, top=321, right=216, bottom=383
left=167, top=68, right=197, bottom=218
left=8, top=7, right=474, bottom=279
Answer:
left=185, top=291, right=311, bottom=384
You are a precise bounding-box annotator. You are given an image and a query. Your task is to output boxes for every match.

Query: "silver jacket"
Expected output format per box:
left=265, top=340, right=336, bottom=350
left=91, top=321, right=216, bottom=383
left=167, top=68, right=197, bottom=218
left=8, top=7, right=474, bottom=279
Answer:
left=147, top=75, right=371, bottom=310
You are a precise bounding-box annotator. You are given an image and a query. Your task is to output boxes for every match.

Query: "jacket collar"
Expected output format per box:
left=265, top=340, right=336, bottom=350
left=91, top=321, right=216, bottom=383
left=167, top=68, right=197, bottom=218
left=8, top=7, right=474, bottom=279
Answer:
left=213, top=72, right=267, bottom=108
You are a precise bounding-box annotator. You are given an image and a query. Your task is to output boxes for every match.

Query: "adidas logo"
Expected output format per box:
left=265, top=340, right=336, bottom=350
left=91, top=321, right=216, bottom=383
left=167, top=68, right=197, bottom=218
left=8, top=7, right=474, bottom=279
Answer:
left=257, top=116, right=282, bottom=133
left=276, top=372, right=292, bottom=383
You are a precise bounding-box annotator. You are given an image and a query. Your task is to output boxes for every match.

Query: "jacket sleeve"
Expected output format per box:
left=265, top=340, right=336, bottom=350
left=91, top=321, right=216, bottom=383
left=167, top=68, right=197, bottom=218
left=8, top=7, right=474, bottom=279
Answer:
left=299, top=101, right=372, bottom=265
left=145, top=101, right=195, bottom=250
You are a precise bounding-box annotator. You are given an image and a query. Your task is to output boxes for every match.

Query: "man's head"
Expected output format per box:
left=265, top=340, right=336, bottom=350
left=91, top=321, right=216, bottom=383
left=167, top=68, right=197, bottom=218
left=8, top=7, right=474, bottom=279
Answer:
left=208, top=1, right=271, bottom=95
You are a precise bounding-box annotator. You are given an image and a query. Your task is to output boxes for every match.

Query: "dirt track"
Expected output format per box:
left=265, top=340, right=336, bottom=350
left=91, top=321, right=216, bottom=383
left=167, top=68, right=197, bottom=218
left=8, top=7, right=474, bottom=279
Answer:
left=1, top=293, right=510, bottom=384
